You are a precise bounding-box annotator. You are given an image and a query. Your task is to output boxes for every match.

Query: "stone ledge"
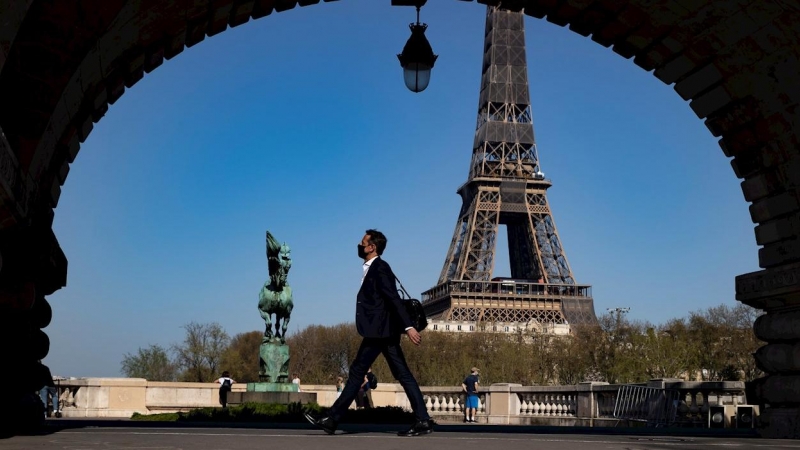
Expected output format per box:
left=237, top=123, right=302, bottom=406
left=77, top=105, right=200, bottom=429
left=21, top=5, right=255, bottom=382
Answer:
left=227, top=391, right=316, bottom=405
left=736, top=263, right=800, bottom=308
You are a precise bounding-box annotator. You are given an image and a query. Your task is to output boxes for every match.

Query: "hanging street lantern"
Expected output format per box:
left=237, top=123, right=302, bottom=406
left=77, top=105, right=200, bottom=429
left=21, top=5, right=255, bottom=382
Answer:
left=396, top=7, right=438, bottom=93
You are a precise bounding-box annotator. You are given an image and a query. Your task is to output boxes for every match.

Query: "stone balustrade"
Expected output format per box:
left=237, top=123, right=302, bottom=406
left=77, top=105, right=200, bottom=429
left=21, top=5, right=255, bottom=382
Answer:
left=420, top=387, right=485, bottom=416
left=53, top=378, right=247, bottom=417
left=668, top=381, right=747, bottom=427
left=51, top=377, right=751, bottom=428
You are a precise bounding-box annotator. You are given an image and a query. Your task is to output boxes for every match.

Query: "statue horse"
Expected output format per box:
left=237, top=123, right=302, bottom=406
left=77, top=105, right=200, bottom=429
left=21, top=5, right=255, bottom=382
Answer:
left=258, top=231, right=294, bottom=344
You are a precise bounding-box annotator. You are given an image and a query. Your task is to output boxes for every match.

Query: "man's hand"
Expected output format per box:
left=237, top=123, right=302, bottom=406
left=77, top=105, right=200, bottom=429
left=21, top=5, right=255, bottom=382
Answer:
left=406, top=328, right=422, bottom=346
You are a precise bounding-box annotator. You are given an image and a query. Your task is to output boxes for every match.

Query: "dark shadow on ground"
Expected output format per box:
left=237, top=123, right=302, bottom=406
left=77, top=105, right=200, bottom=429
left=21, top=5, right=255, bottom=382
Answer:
left=37, top=418, right=760, bottom=439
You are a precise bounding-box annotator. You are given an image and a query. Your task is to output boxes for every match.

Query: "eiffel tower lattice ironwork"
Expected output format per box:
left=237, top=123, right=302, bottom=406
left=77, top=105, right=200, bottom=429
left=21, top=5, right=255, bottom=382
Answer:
left=421, top=6, right=598, bottom=328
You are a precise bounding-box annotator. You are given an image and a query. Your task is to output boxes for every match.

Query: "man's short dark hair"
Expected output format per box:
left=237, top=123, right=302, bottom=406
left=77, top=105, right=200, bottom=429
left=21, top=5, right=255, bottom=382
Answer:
left=365, top=229, right=387, bottom=255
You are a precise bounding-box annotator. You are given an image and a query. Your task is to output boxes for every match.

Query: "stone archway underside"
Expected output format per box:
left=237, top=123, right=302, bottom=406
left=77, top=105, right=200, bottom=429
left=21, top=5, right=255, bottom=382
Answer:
left=0, top=0, right=799, bottom=437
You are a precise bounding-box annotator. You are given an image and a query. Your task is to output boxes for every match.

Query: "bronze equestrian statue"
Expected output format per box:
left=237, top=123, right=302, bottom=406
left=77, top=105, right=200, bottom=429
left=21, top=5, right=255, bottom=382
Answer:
left=258, top=231, right=294, bottom=344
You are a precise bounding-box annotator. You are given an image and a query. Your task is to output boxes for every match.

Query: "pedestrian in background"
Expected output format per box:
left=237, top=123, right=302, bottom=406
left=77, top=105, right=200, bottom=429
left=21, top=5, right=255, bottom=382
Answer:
left=336, top=376, right=344, bottom=399
left=462, top=367, right=480, bottom=423
left=217, top=371, right=235, bottom=408
left=292, top=373, right=302, bottom=391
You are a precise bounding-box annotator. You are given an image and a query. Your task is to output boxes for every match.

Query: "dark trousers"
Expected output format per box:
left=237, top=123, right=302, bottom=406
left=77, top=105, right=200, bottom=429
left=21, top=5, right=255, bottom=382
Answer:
left=355, top=389, right=370, bottom=408
left=219, top=388, right=229, bottom=407
left=329, top=335, right=430, bottom=423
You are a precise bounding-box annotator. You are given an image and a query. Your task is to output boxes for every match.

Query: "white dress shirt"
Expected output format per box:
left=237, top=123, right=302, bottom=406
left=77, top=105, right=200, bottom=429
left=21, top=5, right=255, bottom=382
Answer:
left=360, top=256, right=412, bottom=331
left=361, top=256, right=378, bottom=286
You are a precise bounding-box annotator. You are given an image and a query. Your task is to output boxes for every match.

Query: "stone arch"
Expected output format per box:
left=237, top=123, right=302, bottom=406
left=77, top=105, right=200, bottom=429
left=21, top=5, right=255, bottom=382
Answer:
left=0, top=0, right=799, bottom=437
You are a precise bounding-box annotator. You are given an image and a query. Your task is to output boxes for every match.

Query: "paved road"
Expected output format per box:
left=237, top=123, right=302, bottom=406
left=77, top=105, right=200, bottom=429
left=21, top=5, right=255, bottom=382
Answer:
left=1, top=424, right=798, bottom=450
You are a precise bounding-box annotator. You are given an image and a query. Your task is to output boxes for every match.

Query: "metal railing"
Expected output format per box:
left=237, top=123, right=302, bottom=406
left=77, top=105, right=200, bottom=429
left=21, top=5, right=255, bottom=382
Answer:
left=613, top=384, right=680, bottom=427
left=422, top=280, right=592, bottom=303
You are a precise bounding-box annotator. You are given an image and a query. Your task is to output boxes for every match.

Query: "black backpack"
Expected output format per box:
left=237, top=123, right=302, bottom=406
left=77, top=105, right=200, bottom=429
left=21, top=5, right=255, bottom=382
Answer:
left=368, top=373, right=378, bottom=389
left=221, top=378, right=232, bottom=391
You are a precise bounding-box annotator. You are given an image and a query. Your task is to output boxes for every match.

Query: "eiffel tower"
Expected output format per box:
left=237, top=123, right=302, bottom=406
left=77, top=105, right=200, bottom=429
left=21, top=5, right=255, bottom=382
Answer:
left=421, top=6, right=598, bottom=330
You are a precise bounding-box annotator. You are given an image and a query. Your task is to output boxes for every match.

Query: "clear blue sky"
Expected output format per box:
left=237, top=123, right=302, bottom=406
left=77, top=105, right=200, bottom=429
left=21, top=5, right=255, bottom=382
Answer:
left=46, top=1, right=758, bottom=377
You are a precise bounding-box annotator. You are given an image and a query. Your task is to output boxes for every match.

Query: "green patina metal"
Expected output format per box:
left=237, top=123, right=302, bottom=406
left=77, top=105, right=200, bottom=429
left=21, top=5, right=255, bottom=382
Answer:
left=256, top=341, right=293, bottom=385
left=259, top=231, right=294, bottom=343
left=257, top=231, right=295, bottom=383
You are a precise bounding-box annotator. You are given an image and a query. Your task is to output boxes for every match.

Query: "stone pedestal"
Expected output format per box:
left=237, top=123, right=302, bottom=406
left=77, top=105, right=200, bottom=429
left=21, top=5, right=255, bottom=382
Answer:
left=229, top=390, right=317, bottom=406
left=258, top=341, right=290, bottom=383
left=235, top=380, right=316, bottom=406
left=248, top=382, right=298, bottom=393
left=737, top=262, right=800, bottom=438
left=486, top=383, right=522, bottom=424
left=241, top=340, right=316, bottom=405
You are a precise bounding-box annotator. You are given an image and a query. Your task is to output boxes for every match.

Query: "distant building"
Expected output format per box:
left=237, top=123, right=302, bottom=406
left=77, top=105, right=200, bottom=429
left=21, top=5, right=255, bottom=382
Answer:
left=426, top=319, right=570, bottom=335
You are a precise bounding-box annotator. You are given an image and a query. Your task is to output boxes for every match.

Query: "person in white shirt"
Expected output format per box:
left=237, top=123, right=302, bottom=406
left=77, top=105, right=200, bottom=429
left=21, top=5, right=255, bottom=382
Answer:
left=292, top=373, right=301, bottom=391
left=217, top=371, right=235, bottom=407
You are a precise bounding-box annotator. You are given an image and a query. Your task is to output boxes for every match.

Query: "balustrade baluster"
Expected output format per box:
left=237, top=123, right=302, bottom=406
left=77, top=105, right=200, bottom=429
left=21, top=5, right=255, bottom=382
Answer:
left=676, top=392, right=690, bottom=425
left=689, top=391, right=700, bottom=425
left=532, top=395, right=540, bottom=416
left=699, top=391, right=710, bottom=423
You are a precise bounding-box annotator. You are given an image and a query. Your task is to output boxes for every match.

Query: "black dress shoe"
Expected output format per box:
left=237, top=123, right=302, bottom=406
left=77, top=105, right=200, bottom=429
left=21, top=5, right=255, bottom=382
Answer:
left=398, top=419, right=434, bottom=437
left=304, top=413, right=337, bottom=435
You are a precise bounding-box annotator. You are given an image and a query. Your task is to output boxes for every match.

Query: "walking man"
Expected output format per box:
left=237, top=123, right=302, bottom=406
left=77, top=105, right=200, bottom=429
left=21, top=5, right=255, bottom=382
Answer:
left=306, top=229, right=433, bottom=436
left=462, top=367, right=480, bottom=423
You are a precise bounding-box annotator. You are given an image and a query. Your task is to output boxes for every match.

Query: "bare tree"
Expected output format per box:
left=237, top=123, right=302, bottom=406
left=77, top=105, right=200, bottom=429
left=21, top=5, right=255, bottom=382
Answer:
left=120, top=344, right=177, bottom=381
left=220, top=331, right=263, bottom=383
left=286, top=323, right=362, bottom=384
left=274, top=302, right=764, bottom=386
left=688, top=304, right=763, bottom=381
left=639, top=319, right=697, bottom=380
left=173, top=322, right=230, bottom=382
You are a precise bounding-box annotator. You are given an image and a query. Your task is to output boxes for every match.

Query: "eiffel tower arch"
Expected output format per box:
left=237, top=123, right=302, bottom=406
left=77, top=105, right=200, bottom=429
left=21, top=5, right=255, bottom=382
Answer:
left=422, top=6, right=598, bottom=331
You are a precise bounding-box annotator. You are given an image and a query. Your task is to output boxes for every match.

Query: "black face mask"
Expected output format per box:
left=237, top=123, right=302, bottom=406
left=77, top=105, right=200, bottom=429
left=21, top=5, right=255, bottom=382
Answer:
left=357, top=244, right=368, bottom=259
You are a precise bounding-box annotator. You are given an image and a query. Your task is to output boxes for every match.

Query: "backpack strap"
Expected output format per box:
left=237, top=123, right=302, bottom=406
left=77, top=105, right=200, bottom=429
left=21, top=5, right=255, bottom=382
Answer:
left=394, top=276, right=412, bottom=300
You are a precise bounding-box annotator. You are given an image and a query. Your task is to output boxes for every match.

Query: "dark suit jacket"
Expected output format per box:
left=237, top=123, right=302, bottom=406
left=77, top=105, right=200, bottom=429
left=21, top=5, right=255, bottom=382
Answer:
left=356, top=257, right=413, bottom=339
